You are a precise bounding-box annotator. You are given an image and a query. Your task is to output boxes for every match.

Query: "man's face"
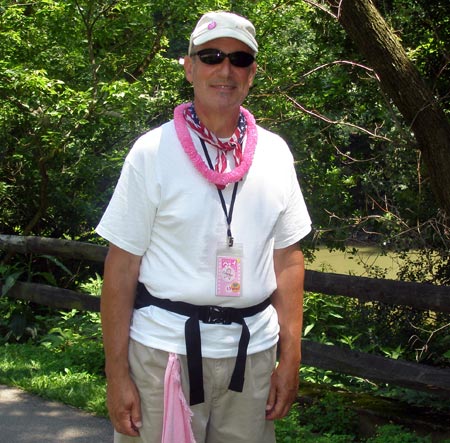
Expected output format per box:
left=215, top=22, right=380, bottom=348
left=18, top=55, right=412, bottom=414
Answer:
left=184, top=37, right=257, bottom=116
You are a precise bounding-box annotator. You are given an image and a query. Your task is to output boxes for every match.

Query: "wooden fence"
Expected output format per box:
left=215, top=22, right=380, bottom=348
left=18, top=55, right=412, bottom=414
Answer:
left=1, top=234, right=449, bottom=398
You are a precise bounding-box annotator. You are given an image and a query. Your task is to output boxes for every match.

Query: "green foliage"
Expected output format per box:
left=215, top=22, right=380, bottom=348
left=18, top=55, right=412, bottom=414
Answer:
left=387, top=0, right=450, bottom=110
left=302, top=290, right=450, bottom=381
left=0, top=256, right=103, bottom=351
left=298, top=393, right=358, bottom=436
left=0, top=0, right=189, bottom=238
left=0, top=263, right=24, bottom=297
left=0, top=297, right=41, bottom=343
left=275, top=404, right=355, bottom=442
left=78, top=272, right=103, bottom=296
left=303, top=292, right=347, bottom=345
left=366, top=424, right=432, bottom=443
left=39, top=309, right=104, bottom=375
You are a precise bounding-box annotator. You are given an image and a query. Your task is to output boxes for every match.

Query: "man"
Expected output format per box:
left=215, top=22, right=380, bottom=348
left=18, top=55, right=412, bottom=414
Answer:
left=97, top=11, right=311, bottom=443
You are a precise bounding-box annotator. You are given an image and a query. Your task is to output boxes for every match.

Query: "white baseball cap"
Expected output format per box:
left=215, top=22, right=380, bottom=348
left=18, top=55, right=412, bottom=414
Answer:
left=189, top=11, right=258, bottom=55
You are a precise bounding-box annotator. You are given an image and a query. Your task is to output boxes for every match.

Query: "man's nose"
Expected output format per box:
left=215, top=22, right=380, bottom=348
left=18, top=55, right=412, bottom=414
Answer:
left=218, top=57, right=233, bottom=75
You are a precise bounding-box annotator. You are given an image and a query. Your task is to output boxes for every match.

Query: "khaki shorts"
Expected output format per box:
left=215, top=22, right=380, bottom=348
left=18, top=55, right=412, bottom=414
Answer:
left=114, top=339, right=276, bottom=443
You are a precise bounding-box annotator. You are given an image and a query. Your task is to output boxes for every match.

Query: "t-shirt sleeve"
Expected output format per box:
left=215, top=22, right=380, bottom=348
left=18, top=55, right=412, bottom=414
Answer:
left=273, top=156, right=311, bottom=249
left=95, top=137, right=160, bottom=256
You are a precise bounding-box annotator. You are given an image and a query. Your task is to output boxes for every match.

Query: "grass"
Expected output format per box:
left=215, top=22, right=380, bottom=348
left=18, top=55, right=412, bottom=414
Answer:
left=0, top=343, right=107, bottom=416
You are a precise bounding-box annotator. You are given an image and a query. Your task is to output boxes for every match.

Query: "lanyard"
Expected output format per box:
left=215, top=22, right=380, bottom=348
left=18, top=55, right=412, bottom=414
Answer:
left=200, top=139, right=238, bottom=247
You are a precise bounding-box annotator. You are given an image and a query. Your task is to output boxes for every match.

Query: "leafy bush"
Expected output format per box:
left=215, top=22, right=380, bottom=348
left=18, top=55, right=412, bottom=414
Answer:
left=0, top=302, right=39, bottom=345
left=297, top=393, right=358, bottom=436
left=39, top=309, right=104, bottom=376
left=0, top=259, right=99, bottom=344
left=366, top=424, right=432, bottom=443
left=275, top=404, right=355, bottom=443
left=303, top=290, right=450, bottom=370
left=0, top=285, right=104, bottom=375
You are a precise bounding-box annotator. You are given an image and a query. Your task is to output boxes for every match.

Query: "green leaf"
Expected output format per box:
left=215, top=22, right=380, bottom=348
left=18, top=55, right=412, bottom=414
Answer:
left=303, top=323, right=315, bottom=336
left=1, top=271, right=23, bottom=297
left=39, top=255, right=73, bottom=276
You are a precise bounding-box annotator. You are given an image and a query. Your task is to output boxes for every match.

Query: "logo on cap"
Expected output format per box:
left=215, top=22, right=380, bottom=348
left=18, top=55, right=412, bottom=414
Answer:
left=208, top=21, right=217, bottom=30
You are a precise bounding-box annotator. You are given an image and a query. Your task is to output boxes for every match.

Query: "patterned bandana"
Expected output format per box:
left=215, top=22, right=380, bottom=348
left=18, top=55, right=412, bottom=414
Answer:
left=183, top=104, right=247, bottom=175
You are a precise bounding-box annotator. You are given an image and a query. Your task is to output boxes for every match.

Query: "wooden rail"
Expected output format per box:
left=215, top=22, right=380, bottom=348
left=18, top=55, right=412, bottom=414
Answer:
left=305, top=270, right=450, bottom=313
left=1, top=234, right=450, bottom=397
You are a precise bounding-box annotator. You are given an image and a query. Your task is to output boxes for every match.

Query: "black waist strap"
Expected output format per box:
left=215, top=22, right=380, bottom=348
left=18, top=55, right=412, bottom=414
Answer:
left=135, top=282, right=271, bottom=405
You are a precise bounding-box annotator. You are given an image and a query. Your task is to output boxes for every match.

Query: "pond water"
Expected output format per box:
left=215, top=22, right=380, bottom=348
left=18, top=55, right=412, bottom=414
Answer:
left=305, top=246, right=414, bottom=279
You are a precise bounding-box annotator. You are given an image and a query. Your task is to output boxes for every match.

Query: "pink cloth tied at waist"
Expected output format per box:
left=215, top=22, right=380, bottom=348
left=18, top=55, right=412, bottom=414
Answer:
left=161, top=353, right=196, bottom=443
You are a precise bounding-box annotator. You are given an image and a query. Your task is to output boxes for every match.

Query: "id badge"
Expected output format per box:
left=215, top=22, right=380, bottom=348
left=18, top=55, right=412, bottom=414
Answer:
left=216, top=243, right=243, bottom=297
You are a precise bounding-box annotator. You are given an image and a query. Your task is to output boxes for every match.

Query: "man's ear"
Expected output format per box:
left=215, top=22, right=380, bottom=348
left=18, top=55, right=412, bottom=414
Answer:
left=248, top=62, right=257, bottom=87
left=184, top=56, right=194, bottom=84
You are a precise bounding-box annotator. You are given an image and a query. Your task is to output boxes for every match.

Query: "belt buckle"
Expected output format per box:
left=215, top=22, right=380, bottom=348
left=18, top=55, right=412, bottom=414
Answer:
left=204, top=306, right=232, bottom=325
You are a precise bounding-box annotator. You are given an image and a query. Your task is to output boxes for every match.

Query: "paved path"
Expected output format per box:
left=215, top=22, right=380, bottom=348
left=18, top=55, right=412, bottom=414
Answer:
left=0, top=384, right=113, bottom=443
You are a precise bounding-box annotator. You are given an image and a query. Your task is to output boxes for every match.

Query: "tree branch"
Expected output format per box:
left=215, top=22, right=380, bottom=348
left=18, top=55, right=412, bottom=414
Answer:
left=125, top=15, right=168, bottom=83
left=301, top=59, right=379, bottom=80
left=284, top=94, right=392, bottom=141
left=300, top=0, right=337, bottom=18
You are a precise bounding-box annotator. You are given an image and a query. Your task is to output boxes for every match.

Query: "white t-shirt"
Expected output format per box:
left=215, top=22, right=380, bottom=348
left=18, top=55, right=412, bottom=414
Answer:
left=96, top=118, right=311, bottom=358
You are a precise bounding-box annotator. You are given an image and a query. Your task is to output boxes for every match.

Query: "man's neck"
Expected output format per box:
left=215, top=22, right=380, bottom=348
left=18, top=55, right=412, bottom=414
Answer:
left=194, top=105, right=240, bottom=138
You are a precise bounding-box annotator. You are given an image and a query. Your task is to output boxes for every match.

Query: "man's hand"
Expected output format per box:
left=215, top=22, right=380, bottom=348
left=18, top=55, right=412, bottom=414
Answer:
left=265, top=361, right=299, bottom=420
left=107, top=374, right=142, bottom=436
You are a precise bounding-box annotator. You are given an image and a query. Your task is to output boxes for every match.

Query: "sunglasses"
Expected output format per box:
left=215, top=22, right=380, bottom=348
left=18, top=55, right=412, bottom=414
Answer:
left=191, top=49, right=255, bottom=68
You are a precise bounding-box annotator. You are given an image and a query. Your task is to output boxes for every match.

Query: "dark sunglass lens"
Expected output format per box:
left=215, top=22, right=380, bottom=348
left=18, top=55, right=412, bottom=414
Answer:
left=197, top=49, right=224, bottom=65
left=229, top=52, right=254, bottom=67
left=195, top=49, right=254, bottom=67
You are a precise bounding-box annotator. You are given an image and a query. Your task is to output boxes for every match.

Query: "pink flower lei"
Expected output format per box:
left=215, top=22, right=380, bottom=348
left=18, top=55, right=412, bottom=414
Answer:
left=174, top=102, right=258, bottom=187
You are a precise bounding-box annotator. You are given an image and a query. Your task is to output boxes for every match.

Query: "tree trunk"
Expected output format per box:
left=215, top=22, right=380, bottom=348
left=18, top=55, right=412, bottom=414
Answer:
left=327, top=0, right=450, bottom=217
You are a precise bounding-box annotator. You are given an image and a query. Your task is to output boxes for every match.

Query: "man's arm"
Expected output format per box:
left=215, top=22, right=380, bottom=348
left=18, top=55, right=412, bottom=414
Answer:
left=101, top=243, right=143, bottom=436
left=266, top=242, right=305, bottom=420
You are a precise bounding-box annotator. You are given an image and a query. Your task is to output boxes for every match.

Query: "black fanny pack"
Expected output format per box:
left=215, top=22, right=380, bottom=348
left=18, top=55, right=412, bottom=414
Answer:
left=135, top=282, right=271, bottom=405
